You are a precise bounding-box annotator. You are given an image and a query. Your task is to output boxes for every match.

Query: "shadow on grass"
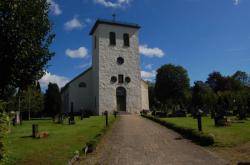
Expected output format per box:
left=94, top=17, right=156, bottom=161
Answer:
left=20, top=135, right=32, bottom=138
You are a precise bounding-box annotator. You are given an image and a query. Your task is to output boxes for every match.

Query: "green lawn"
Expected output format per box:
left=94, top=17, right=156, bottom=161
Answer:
left=5, top=116, right=115, bottom=165
left=161, top=117, right=250, bottom=147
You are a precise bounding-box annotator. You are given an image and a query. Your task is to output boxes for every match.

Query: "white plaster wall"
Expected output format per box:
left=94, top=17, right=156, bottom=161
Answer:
left=67, top=69, right=93, bottom=112
left=141, top=80, right=149, bottom=110
left=96, top=24, right=142, bottom=114
left=61, top=87, right=69, bottom=113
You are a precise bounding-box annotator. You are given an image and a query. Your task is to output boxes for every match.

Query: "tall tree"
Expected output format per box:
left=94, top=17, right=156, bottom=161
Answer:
left=155, top=64, right=190, bottom=107
left=232, top=70, right=249, bottom=86
left=207, top=71, right=243, bottom=92
left=192, top=81, right=217, bottom=111
left=0, top=0, right=55, bottom=100
left=44, top=83, right=61, bottom=121
left=206, top=71, right=224, bottom=92
left=147, top=82, right=159, bottom=110
left=21, top=85, right=44, bottom=120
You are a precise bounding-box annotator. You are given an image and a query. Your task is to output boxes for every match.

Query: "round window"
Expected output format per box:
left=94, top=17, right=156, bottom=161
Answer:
left=111, top=76, right=117, bottom=83
left=125, top=77, right=131, bottom=83
left=117, top=57, right=124, bottom=65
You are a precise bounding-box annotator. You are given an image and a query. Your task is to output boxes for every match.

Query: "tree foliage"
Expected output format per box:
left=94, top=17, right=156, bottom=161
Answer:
left=232, top=70, right=250, bottom=86
left=20, top=85, right=44, bottom=120
left=147, top=82, right=160, bottom=110
left=44, top=83, right=61, bottom=120
left=0, top=100, right=9, bottom=163
left=206, top=71, right=243, bottom=92
left=155, top=64, right=190, bottom=107
left=0, top=0, right=55, bottom=100
left=192, top=81, right=217, bottom=111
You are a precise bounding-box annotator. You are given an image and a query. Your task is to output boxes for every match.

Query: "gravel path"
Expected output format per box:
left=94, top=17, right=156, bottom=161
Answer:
left=78, top=115, right=228, bottom=165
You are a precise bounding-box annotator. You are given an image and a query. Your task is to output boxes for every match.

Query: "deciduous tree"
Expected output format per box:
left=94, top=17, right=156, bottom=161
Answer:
left=155, top=64, right=190, bottom=108
left=0, top=0, right=55, bottom=100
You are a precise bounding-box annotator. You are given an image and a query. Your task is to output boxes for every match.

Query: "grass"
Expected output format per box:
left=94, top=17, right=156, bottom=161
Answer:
left=5, top=116, right=115, bottom=165
left=160, top=116, right=250, bottom=147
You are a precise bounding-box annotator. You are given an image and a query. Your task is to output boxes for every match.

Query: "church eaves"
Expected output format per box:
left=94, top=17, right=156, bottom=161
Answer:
left=89, top=19, right=141, bottom=35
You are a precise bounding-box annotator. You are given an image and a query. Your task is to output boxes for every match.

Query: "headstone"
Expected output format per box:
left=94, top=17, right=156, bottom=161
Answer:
left=69, top=102, right=75, bottom=125
left=32, top=124, right=39, bottom=138
left=104, top=111, right=108, bottom=127
left=15, top=111, right=20, bottom=124
left=197, top=109, right=203, bottom=132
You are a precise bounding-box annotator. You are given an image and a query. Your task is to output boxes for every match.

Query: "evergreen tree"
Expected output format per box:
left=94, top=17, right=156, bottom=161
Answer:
left=44, top=83, right=61, bottom=121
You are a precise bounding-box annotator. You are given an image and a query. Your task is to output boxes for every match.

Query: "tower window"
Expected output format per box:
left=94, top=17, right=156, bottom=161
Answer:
left=111, top=76, right=117, bottom=83
left=118, top=75, right=124, bottom=83
left=109, top=32, right=116, bottom=45
left=117, top=57, right=124, bottom=65
left=123, top=33, right=130, bottom=47
left=125, top=77, right=131, bottom=83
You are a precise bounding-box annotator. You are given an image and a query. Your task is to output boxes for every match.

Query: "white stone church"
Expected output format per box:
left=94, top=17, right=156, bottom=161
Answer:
left=61, top=19, right=149, bottom=115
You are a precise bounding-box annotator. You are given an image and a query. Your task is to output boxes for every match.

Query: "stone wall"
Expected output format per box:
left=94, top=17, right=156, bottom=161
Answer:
left=141, top=80, right=149, bottom=110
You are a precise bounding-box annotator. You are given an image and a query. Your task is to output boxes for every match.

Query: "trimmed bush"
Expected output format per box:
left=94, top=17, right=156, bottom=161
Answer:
left=0, top=101, right=9, bottom=163
left=141, top=114, right=214, bottom=146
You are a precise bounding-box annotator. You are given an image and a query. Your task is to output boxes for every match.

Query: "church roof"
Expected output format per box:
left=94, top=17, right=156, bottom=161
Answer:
left=89, top=19, right=141, bottom=35
left=61, top=67, right=92, bottom=93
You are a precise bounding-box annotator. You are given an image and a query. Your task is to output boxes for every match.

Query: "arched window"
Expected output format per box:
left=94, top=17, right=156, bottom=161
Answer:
left=109, top=32, right=116, bottom=45
left=123, top=33, right=130, bottom=47
left=79, top=82, right=87, bottom=88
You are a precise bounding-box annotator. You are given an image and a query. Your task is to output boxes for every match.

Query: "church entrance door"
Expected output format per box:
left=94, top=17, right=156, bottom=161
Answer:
left=116, top=87, right=126, bottom=111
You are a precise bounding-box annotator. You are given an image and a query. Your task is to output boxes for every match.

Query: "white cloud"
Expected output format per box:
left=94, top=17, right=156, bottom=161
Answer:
left=47, top=0, right=62, bottom=15
left=141, top=70, right=156, bottom=81
left=94, top=0, right=131, bottom=8
left=145, top=64, right=153, bottom=70
left=39, top=72, right=69, bottom=88
left=65, top=47, right=88, bottom=58
left=139, top=44, right=164, bottom=58
left=64, top=17, right=84, bottom=31
left=234, top=0, right=240, bottom=5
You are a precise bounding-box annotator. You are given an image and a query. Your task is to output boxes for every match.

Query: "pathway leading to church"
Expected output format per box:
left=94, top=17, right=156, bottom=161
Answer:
left=78, top=115, right=228, bottom=165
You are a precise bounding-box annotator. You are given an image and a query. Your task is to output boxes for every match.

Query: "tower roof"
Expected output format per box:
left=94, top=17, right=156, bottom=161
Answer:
left=89, top=19, right=140, bottom=35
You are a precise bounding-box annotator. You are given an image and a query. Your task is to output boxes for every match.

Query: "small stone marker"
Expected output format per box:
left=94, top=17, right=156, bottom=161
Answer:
left=197, top=109, right=203, bottom=132
left=104, top=111, right=108, bottom=127
left=32, top=124, right=38, bottom=138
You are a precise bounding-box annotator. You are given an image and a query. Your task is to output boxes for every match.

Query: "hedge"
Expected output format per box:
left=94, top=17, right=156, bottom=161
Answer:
left=141, top=114, right=214, bottom=146
left=0, top=101, right=9, bottom=164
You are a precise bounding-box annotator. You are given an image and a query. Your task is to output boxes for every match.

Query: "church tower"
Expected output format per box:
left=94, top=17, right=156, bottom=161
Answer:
left=89, top=19, right=142, bottom=114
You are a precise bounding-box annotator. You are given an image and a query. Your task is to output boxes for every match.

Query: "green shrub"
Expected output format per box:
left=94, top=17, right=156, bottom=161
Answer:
left=0, top=100, right=9, bottom=164
left=141, top=114, right=214, bottom=146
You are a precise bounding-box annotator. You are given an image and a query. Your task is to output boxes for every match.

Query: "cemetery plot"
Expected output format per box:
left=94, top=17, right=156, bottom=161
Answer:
left=5, top=116, right=115, bottom=165
left=160, top=116, right=250, bottom=147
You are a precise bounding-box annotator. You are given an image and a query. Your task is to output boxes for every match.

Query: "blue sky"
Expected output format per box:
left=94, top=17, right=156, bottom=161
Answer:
left=39, top=0, right=250, bottom=88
